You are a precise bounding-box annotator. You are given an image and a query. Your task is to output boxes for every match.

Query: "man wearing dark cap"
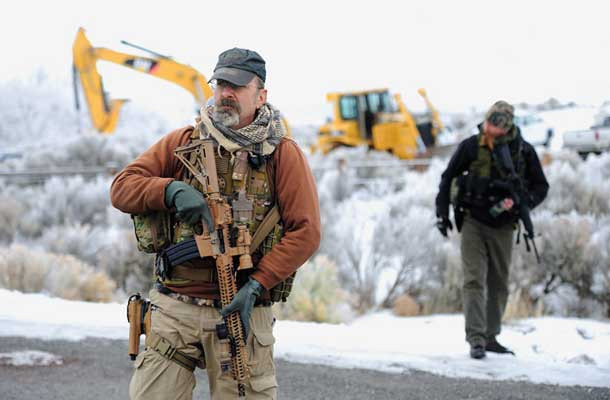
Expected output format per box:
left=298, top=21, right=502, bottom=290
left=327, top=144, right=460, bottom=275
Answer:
left=435, top=100, right=549, bottom=359
left=111, top=48, right=320, bottom=399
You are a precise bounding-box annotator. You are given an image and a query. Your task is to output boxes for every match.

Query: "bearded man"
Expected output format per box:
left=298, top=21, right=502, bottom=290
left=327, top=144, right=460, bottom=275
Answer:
left=111, top=48, right=320, bottom=400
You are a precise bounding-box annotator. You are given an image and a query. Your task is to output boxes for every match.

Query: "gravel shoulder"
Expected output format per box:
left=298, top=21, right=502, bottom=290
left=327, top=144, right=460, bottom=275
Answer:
left=0, top=336, right=608, bottom=400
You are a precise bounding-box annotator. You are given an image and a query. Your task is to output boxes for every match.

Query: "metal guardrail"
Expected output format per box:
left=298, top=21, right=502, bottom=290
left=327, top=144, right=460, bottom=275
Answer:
left=0, top=152, right=23, bottom=162
left=0, top=163, right=119, bottom=183
left=310, top=144, right=457, bottom=173
left=311, top=158, right=431, bottom=172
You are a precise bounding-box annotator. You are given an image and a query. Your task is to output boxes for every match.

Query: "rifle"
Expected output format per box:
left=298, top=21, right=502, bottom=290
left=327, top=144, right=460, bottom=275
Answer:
left=495, top=144, right=540, bottom=263
left=126, top=293, right=152, bottom=360
left=174, top=132, right=253, bottom=397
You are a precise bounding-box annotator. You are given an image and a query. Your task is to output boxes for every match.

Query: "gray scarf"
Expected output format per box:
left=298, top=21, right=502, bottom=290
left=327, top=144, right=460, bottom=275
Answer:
left=199, top=103, right=286, bottom=156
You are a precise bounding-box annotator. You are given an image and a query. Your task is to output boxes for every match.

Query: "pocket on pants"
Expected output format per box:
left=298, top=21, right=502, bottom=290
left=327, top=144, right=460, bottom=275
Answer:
left=130, top=349, right=196, bottom=400
left=132, top=349, right=157, bottom=371
left=250, top=374, right=278, bottom=393
left=248, top=331, right=277, bottom=397
left=249, top=329, right=276, bottom=377
left=133, top=351, right=146, bottom=369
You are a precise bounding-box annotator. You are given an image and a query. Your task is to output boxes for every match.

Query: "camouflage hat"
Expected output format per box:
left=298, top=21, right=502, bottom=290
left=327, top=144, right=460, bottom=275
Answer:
left=210, top=48, right=266, bottom=87
left=485, top=100, right=514, bottom=131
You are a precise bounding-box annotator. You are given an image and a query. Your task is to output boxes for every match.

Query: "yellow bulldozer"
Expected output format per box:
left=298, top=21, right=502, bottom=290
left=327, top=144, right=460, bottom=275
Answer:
left=313, top=88, right=444, bottom=159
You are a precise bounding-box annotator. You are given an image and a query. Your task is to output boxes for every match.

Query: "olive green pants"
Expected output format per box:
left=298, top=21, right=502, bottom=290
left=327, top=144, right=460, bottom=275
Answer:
left=129, top=289, right=277, bottom=400
left=461, top=216, right=514, bottom=346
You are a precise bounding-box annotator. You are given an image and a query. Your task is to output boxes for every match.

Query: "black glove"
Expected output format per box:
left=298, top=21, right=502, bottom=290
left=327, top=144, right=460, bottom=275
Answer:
left=436, top=215, right=453, bottom=237
left=165, top=181, right=214, bottom=231
left=220, top=278, right=263, bottom=339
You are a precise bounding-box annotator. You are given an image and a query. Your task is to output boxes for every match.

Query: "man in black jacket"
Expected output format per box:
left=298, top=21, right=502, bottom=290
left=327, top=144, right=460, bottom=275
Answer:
left=435, top=101, right=549, bottom=359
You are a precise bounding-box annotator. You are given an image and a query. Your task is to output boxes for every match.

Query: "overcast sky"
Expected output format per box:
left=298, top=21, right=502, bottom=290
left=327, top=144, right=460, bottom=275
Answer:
left=2, top=0, right=609, bottom=125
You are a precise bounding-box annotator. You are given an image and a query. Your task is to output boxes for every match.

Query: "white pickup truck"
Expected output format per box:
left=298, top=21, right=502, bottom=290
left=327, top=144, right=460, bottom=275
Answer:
left=563, top=112, right=610, bottom=156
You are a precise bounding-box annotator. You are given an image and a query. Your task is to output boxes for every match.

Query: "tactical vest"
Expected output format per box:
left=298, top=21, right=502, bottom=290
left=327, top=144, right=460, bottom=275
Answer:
left=452, top=128, right=526, bottom=226
left=132, top=129, right=293, bottom=302
left=469, top=131, right=524, bottom=179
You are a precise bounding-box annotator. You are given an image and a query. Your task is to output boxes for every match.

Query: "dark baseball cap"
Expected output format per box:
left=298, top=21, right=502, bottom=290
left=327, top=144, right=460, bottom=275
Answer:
left=210, top=48, right=266, bottom=87
left=485, top=100, right=514, bottom=131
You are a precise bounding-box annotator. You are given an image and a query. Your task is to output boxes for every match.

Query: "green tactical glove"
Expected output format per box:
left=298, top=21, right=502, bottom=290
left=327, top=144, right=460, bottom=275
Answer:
left=220, top=278, right=263, bottom=339
left=165, top=181, right=214, bottom=232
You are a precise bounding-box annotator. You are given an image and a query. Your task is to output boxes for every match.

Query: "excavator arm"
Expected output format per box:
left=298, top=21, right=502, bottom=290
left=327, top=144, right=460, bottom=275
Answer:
left=417, top=88, right=445, bottom=135
left=72, top=27, right=213, bottom=133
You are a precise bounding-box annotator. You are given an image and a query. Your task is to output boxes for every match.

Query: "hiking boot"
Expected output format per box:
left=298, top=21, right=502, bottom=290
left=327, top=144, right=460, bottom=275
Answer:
left=486, top=339, right=515, bottom=355
left=469, top=344, right=486, bottom=359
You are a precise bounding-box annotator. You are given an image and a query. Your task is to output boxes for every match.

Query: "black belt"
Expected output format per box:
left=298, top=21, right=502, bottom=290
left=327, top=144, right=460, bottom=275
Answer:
left=155, top=282, right=272, bottom=308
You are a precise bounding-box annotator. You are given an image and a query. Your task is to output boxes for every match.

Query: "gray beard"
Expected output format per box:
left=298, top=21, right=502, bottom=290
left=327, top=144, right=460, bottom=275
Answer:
left=211, top=106, right=240, bottom=128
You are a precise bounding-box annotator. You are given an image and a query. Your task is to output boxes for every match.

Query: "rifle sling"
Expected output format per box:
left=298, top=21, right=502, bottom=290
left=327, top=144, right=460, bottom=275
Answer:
left=145, top=331, right=200, bottom=371
left=250, top=205, right=281, bottom=253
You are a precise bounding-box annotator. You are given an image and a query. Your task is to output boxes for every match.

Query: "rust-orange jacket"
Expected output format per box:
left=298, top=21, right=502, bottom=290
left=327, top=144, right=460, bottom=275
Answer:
left=110, top=126, right=321, bottom=297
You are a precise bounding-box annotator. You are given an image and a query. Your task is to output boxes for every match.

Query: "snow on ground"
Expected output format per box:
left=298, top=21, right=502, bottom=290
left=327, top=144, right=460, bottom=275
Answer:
left=0, top=350, right=63, bottom=367
left=1, top=289, right=609, bottom=387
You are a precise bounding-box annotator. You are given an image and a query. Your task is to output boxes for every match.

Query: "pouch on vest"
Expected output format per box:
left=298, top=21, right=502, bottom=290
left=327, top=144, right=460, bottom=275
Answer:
left=132, top=212, right=172, bottom=254
left=260, top=223, right=294, bottom=303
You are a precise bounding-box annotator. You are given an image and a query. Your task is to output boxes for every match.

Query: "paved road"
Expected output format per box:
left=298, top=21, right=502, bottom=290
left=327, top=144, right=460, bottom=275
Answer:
left=0, top=336, right=608, bottom=400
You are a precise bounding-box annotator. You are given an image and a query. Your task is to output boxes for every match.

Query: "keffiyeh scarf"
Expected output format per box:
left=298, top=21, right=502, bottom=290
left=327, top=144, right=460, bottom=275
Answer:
left=198, top=103, right=286, bottom=156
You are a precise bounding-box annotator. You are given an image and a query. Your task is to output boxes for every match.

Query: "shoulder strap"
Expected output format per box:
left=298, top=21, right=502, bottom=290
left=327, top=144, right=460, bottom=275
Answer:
left=190, top=124, right=200, bottom=140
left=250, top=205, right=281, bottom=253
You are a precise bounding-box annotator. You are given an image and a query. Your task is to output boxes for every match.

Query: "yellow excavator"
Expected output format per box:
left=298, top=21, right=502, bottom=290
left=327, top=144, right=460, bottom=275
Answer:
left=313, top=88, right=444, bottom=159
left=72, top=27, right=213, bottom=133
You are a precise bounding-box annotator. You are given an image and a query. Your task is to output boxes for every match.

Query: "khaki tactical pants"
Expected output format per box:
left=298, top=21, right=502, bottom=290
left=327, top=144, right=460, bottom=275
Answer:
left=129, top=289, right=277, bottom=400
left=461, top=216, right=514, bottom=346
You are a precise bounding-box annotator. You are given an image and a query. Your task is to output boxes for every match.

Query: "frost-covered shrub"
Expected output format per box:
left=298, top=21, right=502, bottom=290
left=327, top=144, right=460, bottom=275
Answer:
left=23, top=135, right=124, bottom=170
left=0, top=77, right=173, bottom=297
left=421, top=238, right=464, bottom=314
left=511, top=211, right=610, bottom=317
left=0, top=77, right=167, bottom=161
left=315, top=145, right=610, bottom=318
left=321, top=196, right=385, bottom=313
left=372, top=206, right=441, bottom=307
left=504, top=287, right=544, bottom=321
left=317, top=155, right=459, bottom=314
left=38, top=221, right=154, bottom=295
left=7, top=175, right=111, bottom=237
left=273, top=256, right=348, bottom=323
left=95, top=227, right=155, bottom=296
left=541, top=152, right=610, bottom=216
left=0, top=244, right=116, bottom=302
left=0, top=77, right=77, bottom=148
left=39, top=224, right=99, bottom=265
left=0, top=194, right=21, bottom=244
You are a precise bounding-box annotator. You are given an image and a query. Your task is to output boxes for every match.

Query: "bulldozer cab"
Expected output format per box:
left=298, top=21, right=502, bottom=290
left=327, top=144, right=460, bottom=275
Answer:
left=315, top=88, right=422, bottom=159
left=338, top=89, right=396, bottom=140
